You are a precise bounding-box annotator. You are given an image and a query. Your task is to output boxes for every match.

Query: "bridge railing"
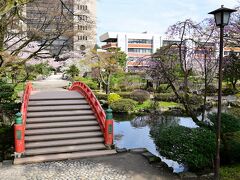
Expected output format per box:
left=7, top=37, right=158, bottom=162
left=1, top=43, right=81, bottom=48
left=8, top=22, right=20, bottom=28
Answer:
left=69, top=82, right=113, bottom=146
left=14, top=82, right=33, bottom=156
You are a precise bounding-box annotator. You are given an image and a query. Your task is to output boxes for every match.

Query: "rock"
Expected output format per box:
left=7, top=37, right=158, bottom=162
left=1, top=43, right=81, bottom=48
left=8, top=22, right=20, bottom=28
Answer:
left=116, top=148, right=128, bottom=153
left=2, top=160, right=13, bottom=166
left=200, top=173, right=214, bottom=179
left=179, top=172, right=198, bottom=179
left=142, top=152, right=161, bottom=163
left=129, top=148, right=147, bottom=153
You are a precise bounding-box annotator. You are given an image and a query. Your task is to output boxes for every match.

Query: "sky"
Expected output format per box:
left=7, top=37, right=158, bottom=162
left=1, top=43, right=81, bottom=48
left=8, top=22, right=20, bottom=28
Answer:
left=97, top=0, right=238, bottom=43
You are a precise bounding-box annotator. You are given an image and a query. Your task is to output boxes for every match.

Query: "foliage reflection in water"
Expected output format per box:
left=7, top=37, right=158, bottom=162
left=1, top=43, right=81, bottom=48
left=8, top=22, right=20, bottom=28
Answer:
left=113, top=113, right=198, bottom=173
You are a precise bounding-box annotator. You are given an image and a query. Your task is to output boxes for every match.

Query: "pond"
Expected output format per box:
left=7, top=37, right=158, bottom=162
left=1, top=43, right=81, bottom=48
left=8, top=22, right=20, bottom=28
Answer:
left=113, top=113, right=198, bottom=173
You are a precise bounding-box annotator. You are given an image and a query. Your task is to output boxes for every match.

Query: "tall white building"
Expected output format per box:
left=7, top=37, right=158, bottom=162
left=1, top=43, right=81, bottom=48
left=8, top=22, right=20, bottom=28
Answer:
left=25, top=0, right=96, bottom=56
left=100, top=32, right=162, bottom=58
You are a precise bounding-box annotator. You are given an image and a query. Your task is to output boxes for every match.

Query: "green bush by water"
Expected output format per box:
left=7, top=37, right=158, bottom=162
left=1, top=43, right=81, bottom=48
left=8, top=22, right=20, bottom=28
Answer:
left=110, top=99, right=137, bottom=112
left=208, top=113, right=240, bottom=163
left=150, top=126, right=216, bottom=172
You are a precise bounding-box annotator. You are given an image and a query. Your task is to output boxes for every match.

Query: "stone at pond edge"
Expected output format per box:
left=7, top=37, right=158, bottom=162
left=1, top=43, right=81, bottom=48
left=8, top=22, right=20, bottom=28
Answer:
left=179, top=172, right=198, bottom=179
left=156, top=161, right=174, bottom=173
left=116, top=148, right=128, bottom=153
left=142, top=152, right=161, bottom=163
left=200, top=173, right=214, bottom=179
left=129, top=148, right=148, bottom=153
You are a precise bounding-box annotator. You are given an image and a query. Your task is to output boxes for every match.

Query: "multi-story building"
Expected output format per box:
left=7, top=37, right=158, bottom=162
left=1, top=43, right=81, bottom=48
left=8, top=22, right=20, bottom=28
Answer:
left=224, top=47, right=240, bottom=56
left=100, top=32, right=161, bottom=72
left=100, top=32, right=161, bottom=58
left=25, top=0, right=96, bottom=57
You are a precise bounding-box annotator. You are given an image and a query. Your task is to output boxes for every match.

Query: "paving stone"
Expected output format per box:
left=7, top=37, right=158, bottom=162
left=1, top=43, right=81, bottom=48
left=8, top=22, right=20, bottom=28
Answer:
left=0, top=159, right=130, bottom=180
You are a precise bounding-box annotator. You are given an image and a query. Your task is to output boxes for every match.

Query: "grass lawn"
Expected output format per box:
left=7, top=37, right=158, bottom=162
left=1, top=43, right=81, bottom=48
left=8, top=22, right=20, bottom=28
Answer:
left=159, top=101, right=181, bottom=108
left=134, top=100, right=152, bottom=111
left=134, top=100, right=182, bottom=111
left=221, top=164, right=240, bottom=180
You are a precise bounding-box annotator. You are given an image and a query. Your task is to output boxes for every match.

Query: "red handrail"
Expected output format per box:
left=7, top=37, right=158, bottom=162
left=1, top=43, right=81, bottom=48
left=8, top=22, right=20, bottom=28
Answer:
left=21, top=82, right=33, bottom=125
left=15, top=82, right=32, bottom=154
left=69, top=82, right=108, bottom=142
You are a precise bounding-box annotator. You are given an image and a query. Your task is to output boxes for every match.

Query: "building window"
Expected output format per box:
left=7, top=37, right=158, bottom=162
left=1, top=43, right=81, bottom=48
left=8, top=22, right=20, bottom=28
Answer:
left=128, top=39, right=153, bottom=44
left=224, top=51, right=229, bottom=56
left=78, top=15, right=88, bottom=21
left=78, top=35, right=88, bottom=41
left=78, top=25, right=87, bottom=30
left=128, top=48, right=153, bottom=54
left=78, top=5, right=88, bottom=10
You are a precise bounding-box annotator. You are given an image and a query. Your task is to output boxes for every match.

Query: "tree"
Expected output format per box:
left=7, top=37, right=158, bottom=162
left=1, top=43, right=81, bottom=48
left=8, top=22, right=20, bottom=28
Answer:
left=0, top=0, right=92, bottom=85
left=150, top=19, right=218, bottom=125
left=223, top=53, right=240, bottom=91
left=87, top=48, right=127, bottom=94
left=107, top=48, right=127, bottom=69
left=65, top=64, right=80, bottom=81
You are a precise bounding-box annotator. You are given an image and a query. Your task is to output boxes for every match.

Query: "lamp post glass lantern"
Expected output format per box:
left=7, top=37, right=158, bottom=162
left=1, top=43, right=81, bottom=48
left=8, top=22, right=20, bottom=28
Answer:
left=209, top=6, right=235, bottom=27
left=208, top=5, right=236, bottom=180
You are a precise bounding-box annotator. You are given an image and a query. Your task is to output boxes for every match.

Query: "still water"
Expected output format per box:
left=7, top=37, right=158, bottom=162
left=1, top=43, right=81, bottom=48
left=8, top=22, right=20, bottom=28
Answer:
left=113, top=113, right=198, bottom=173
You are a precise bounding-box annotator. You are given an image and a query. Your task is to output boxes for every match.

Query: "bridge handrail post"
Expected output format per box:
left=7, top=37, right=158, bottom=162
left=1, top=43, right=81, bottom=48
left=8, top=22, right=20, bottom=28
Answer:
left=14, top=112, right=25, bottom=157
left=105, top=108, right=113, bottom=147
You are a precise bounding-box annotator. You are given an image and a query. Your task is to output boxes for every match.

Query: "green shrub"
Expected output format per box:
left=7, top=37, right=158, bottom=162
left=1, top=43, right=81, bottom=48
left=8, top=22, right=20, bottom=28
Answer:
left=222, top=88, right=236, bottom=95
left=108, top=93, right=121, bottom=104
left=222, top=131, right=240, bottom=163
left=151, top=126, right=216, bottom=171
left=221, top=164, right=240, bottom=180
left=94, top=93, right=108, bottom=101
left=203, top=84, right=217, bottom=95
left=0, top=125, right=14, bottom=161
left=228, top=108, right=240, bottom=118
left=116, top=92, right=132, bottom=99
left=110, top=99, right=137, bottom=112
left=209, top=113, right=240, bottom=163
left=208, top=113, right=240, bottom=134
left=156, top=84, right=173, bottom=93
left=154, top=93, right=177, bottom=102
left=188, top=94, right=203, bottom=105
left=74, top=77, right=98, bottom=90
left=131, top=90, right=150, bottom=103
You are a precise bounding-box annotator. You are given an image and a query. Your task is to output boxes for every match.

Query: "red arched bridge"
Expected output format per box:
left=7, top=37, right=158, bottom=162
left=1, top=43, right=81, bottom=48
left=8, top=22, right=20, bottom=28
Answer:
left=14, top=82, right=116, bottom=164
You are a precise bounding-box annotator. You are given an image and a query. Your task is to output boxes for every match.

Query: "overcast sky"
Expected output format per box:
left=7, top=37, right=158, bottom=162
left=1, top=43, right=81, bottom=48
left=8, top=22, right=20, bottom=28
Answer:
left=97, top=0, right=238, bottom=43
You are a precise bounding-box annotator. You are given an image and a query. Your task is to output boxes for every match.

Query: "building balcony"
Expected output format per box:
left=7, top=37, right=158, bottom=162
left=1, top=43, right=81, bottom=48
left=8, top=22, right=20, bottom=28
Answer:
left=102, top=43, right=118, bottom=49
left=127, top=53, right=151, bottom=58
left=128, top=43, right=152, bottom=48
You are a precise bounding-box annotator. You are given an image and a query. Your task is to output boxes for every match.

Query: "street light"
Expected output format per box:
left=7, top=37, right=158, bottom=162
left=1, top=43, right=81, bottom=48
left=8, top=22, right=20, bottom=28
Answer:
left=208, top=5, right=236, bottom=180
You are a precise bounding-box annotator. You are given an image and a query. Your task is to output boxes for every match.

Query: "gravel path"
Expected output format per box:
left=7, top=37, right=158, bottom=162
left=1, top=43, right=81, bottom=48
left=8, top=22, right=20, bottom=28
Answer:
left=0, top=153, right=179, bottom=180
left=32, top=73, right=69, bottom=91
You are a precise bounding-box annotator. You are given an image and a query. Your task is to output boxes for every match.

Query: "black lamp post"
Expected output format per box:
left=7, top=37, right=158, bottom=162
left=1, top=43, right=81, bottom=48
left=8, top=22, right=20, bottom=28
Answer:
left=208, top=5, right=236, bottom=180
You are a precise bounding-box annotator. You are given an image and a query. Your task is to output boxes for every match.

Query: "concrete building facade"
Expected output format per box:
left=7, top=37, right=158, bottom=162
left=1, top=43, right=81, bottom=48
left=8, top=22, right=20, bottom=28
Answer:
left=100, top=32, right=162, bottom=58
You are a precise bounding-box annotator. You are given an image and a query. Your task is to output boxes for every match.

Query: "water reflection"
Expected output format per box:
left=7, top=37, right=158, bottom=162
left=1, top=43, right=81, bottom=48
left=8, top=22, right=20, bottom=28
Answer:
left=113, top=113, right=198, bottom=173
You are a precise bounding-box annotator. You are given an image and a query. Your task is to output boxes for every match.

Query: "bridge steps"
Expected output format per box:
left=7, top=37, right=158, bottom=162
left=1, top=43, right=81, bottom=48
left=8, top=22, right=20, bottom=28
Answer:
left=14, top=90, right=116, bottom=164
left=14, top=150, right=116, bottom=165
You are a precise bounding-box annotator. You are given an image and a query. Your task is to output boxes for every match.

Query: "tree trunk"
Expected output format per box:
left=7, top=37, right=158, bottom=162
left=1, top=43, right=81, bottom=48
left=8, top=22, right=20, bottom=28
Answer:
left=105, top=73, right=111, bottom=94
left=231, top=79, right=237, bottom=91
